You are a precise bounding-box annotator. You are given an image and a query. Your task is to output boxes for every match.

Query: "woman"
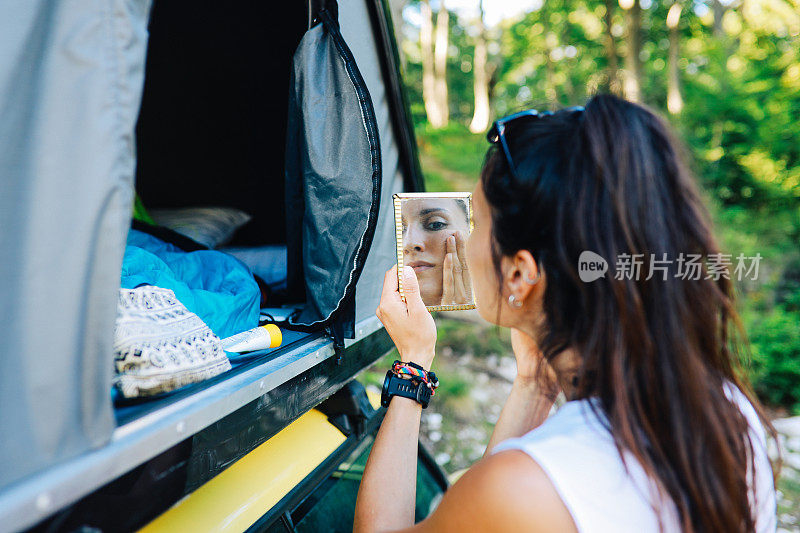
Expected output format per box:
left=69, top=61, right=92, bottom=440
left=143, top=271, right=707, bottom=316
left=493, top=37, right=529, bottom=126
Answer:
left=401, top=197, right=471, bottom=306
left=354, top=95, right=777, bottom=532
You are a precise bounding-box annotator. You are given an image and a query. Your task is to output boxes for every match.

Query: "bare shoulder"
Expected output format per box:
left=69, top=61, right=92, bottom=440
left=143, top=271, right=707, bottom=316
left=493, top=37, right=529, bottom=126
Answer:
left=414, top=449, right=578, bottom=533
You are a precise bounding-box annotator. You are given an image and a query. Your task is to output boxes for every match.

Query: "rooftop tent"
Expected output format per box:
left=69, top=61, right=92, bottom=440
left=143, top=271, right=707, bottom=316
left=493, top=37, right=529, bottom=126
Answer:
left=134, top=0, right=410, bottom=341
left=0, top=0, right=422, bottom=529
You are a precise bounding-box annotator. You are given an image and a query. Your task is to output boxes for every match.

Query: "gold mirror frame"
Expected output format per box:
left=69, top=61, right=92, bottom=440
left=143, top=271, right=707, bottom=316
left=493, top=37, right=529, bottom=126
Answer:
left=393, top=192, right=476, bottom=312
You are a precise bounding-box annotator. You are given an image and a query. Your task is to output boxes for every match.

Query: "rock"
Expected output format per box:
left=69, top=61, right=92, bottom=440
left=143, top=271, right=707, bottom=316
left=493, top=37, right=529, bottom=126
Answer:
left=787, top=436, right=800, bottom=452
left=773, top=416, right=800, bottom=437
left=471, top=387, right=491, bottom=403
left=784, top=452, right=800, bottom=471
left=425, top=412, right=443, bottom=430
left=498, top=356, right=517, bottom=381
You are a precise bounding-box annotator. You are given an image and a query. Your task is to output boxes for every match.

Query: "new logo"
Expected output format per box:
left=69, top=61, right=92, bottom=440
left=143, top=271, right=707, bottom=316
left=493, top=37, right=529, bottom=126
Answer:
left=578, top=251, right=608, bottom=282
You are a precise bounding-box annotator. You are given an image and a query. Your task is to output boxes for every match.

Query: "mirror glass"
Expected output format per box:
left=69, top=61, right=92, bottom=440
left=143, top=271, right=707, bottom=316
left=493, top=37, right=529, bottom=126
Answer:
left=394, top=193, right=475, bottom=311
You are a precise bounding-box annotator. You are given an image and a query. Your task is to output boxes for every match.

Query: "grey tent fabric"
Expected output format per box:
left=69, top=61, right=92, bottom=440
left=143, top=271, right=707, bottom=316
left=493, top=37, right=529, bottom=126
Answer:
left=339, top=0, right=408, bottom=323
left=285, top=5, right=382, bottom=335
left=0, top=0, right=151, bottom=489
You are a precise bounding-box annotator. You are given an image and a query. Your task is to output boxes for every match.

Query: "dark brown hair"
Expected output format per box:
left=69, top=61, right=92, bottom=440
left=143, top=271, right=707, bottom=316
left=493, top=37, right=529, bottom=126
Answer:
left=481, top=93, right=777, bottom=531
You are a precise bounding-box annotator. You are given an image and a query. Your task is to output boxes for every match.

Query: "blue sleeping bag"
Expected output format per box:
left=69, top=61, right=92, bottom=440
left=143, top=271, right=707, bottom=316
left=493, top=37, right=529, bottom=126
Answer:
left=121, top=229, right=260, bottom=339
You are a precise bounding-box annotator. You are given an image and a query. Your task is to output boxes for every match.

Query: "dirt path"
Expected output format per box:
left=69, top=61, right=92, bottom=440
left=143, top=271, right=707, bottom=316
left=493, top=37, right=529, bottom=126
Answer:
left=419, top=152, right=478, bottom=192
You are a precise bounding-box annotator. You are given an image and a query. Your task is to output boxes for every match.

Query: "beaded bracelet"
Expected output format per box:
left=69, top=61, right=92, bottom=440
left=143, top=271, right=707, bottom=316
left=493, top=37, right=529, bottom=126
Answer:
left=391, top=360, right=440, bottom=396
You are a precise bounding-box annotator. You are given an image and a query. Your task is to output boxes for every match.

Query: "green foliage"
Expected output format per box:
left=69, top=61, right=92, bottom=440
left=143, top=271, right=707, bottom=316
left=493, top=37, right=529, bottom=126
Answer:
left=415, top=124, right=485, bottom=191
left=435, top=316, right=510, bottom=358
left=493, top=1, right=610, bottom=112
left=416, top=124, right=486, bottom=177
left=679, top=7, right=800, bottom=210
left=744, top=305, right=800, bottom=413
left=435, top=372, right=471, bottom=399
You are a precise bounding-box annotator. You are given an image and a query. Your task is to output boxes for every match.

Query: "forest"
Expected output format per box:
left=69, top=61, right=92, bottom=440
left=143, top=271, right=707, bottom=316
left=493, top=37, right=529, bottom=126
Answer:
left=389, top=0, right=800, bottom=414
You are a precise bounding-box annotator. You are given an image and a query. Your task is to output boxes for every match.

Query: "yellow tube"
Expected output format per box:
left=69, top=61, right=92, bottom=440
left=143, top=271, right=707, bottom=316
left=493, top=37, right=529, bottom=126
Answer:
left=221, top=324, right=282, bottom=352
left=140, top=409, right=345, bottom=533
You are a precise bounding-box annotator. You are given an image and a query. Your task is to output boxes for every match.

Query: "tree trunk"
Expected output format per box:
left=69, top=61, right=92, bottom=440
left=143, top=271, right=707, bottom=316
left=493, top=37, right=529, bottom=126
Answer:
left=666, top=2, right=683, bottom=114
left=561, top=23, right=576, bottom=102
left=388, top=0, right=409, bottom=68
left=434, top=3, right=450, bottom=127
left=712, top=0, right=726, bottom=37
left=604, top=0, right=621, bottom=94
left=713, top=0, right=738, bottom=60
left=469, top=0, right=490, bottom=133
left=620, top=0, right=642, bottom=102
left=420, top=0, right=443, bottom=127
left=631, top=0, right=643, bottom=102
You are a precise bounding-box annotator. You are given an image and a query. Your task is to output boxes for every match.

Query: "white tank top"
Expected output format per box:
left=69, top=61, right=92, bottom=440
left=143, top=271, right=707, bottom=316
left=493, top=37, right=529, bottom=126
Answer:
left=491, top=385, right=776, bottom=532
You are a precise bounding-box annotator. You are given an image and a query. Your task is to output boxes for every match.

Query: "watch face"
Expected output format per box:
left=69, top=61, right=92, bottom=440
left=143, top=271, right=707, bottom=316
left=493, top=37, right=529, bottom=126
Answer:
left=417, top=382, right=431, bottom=406
left=381, top=370, right=393, bottom=407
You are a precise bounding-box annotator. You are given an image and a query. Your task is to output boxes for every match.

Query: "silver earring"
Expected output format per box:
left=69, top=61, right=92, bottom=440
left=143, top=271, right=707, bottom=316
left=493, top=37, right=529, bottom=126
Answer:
left=524, top=271, right=541, bottom=285
left=508, top=294, right=523, bottom=308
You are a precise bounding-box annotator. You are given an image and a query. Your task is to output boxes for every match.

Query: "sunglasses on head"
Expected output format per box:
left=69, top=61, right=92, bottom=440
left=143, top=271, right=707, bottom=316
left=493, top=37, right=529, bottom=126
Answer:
left=487, top=106, right=585, bottom=181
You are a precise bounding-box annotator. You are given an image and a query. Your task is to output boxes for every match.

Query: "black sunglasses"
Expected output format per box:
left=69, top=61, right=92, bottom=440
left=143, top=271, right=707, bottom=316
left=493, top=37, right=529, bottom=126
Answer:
left=487, top=106, right=585, bottom=180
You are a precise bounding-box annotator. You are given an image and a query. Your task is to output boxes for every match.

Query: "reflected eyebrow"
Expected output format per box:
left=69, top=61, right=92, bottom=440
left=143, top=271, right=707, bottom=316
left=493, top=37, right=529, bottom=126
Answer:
left=419, top=208, right=446, bottom=216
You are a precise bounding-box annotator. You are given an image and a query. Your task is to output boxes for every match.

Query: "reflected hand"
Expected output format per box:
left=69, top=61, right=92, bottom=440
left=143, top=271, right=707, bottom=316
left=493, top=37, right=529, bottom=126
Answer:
left=441, top=231, right=472, bottom=305
left=377, top=266, right=437, bottom=369
left=510, top=328, right=560, bottom=398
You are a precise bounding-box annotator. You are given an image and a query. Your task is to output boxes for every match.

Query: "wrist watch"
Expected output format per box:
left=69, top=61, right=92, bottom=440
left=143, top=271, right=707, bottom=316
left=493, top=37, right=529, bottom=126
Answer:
left=381, top=370, right=432, bottom=409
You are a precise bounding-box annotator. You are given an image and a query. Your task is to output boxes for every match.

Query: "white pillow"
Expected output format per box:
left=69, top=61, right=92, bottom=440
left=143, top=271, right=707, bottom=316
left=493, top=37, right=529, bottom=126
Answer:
left=149, top=207, right=251, bottom=248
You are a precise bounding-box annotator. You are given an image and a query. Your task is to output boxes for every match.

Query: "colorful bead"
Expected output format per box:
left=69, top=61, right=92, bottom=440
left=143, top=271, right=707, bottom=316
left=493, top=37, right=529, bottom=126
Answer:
left=391, top=361, right=439, bottom=396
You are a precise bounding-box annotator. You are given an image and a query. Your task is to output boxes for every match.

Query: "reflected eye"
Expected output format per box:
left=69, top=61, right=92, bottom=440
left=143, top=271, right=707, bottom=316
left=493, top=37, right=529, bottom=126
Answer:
left=424, top=218, right=448, bottom=231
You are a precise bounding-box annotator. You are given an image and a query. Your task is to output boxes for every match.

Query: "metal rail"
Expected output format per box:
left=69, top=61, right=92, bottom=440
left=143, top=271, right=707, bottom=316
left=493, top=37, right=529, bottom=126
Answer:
left=0, top=316, right=384, bottom=533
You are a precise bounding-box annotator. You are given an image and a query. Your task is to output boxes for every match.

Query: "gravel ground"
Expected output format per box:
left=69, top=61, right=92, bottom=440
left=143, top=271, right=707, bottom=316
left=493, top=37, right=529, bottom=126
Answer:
left=774, top=417, right=800, bottom=531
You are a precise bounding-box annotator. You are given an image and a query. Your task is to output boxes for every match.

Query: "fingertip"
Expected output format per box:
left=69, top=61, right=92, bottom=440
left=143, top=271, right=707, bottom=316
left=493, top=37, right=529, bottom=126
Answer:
left=400, top=265, right=417, bottom=286
left=382, top=265, right=401, bottom=296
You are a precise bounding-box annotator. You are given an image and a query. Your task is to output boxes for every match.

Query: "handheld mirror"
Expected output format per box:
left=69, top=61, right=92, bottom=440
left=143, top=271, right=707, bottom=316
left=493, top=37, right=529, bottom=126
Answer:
left=394, top=192, right=476, bottom=311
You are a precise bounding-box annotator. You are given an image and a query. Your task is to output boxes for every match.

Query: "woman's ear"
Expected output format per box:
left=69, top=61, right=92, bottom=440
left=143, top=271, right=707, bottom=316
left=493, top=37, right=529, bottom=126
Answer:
left=503, top=250, right=541, bottom=304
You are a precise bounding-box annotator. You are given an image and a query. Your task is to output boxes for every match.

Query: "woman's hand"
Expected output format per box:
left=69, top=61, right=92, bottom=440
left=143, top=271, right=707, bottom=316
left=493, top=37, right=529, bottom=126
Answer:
left=377, top=265, right=437, bottom=369
left=510, top=328, right=559, bottom=397
left=441, top=231, right=472, bottom=305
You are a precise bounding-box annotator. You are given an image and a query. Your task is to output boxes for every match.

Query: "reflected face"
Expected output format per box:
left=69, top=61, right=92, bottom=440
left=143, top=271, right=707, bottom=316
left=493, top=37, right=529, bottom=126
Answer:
left=402, top=198, right=470, bottom=306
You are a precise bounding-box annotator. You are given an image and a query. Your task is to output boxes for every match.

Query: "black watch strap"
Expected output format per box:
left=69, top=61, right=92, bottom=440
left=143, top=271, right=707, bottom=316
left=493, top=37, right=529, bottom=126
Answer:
left=381, top=371, right=432, bottom=408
